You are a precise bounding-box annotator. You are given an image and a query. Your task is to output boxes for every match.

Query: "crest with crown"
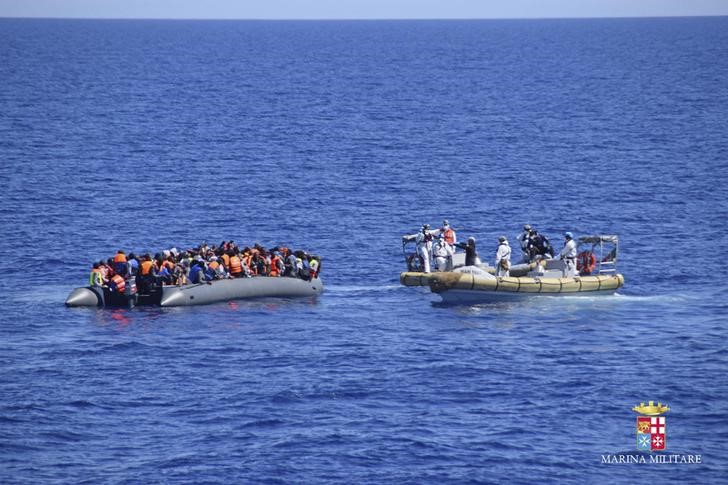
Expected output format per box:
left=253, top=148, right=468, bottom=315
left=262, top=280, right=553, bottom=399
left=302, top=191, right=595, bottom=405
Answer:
left=632, top=401, right=670, bottom=416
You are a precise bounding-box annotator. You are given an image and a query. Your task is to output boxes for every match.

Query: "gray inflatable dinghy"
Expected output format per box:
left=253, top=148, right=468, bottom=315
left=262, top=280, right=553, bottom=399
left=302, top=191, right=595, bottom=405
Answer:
left=66, top=277, right=323, bottom=308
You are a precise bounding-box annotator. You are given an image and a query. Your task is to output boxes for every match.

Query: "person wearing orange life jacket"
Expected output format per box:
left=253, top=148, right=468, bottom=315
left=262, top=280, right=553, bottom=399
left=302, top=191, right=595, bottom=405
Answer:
left=109, top=273, right=126, bottom=294
left=269, top=252, right=284, bottom=277
left=207, top=256, right=228, bottom=280
left=241, top=249, right=256, bottom=276
left=440, top=220, right=457, bottom=246
left=113, top=250, right=128, bottom=276
left=137, top=253, right=158, bottom=293
left=89, top=262, right=105, bottom=287
left=219, top=251, right=230, bottom=269
left=228, top=252, right=243, bottom=277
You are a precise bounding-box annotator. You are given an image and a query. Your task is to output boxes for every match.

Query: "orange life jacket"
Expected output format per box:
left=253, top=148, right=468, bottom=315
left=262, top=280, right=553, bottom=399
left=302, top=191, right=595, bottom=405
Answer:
left=221, top=254, right=230, bottom=267
left=209, top=260, right=220, bottom=271
left=140, top=260, right=155, bottom=275
left=110, top=274, right=126, bottom=293
left=113, top=252, right=127, bottom=263
left=270, top=256, right=281, bottom=277
left=243, top=254, right=257, bottom=275
left=443, top=228, right=455, bottom=245
left=229, top=255, right=242, bottom=275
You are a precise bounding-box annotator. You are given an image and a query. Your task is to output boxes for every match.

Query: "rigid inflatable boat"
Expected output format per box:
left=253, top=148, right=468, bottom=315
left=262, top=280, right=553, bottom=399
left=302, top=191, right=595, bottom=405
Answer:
left=400, top=235, right=623, bottom=304
left=66, top=276, right=324, bottom=308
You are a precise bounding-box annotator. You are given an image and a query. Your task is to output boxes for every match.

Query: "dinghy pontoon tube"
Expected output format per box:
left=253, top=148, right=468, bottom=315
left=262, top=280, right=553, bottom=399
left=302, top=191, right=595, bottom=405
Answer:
left=66, top=277, right=323, bottom=308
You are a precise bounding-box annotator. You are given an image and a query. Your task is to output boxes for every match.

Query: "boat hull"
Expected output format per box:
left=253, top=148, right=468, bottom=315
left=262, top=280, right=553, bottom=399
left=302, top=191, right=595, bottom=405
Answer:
left=400, top=271, right=624, bottom=303
left=66, top=277, right=323, bottom=308
left=159, top=276, right=323, bottom=307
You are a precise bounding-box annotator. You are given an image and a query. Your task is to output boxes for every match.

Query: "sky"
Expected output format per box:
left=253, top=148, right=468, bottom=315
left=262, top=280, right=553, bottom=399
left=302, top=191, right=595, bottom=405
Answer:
left=1, top=0, right=727, bottom=20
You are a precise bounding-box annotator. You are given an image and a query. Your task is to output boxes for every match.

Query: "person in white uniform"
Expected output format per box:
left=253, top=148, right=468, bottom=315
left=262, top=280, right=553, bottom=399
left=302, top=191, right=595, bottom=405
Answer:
left=495, top=236, right=512, bottom=277
left=432, top=234, right=454, bottom=272
left=557, top=232, right=578, bottom=277
left=415, top=224, right=434, bottom=273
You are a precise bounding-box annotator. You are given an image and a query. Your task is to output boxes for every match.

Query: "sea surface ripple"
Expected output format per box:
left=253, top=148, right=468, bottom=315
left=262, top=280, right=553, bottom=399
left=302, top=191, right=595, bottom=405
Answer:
left=1, top=18, right=727, bottom=483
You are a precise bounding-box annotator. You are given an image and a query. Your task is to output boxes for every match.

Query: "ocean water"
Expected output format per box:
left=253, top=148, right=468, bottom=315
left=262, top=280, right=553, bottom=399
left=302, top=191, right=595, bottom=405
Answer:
left=1, top=17, right=727, bottom=483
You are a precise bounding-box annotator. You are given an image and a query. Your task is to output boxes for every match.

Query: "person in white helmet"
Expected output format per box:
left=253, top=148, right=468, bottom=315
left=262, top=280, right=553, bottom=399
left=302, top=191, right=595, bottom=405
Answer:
left=415, top=224, right=434, bottom=273
left=432, top=234, right=454, bottom=272
left=439, top=220, right=457, bottom=246
left=557, top=232, right=578, bottom=277
left=495, top=236, right=511, bottom=277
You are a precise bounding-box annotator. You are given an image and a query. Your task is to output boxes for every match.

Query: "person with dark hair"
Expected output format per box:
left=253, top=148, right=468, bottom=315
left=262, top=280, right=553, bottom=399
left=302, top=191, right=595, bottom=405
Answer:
left=285, top=250, right=297, bottom=277
left=527, top=229, right=554, bottom=261
left=456, top=236, right=479, bottom=267
left=89, top=262, right=105, bottom=287
left=188, top=258, right=210, bottom=284
left=517, top=224, right=532, bottom=263
left=127, top=252, right=139, bottom=277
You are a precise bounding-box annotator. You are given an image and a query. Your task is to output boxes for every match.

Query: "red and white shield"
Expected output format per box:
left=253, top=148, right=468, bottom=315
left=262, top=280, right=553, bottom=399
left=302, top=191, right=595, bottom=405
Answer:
left=637, top=416, right=666, bottom=451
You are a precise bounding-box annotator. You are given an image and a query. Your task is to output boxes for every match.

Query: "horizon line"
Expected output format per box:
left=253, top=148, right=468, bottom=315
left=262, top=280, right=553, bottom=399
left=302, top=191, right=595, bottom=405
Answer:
left=1, top=14, right=727, bottom=22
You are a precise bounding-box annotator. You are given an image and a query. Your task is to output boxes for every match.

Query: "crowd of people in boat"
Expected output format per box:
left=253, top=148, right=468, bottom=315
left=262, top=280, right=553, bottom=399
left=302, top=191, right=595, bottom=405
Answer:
left=89, top=241, right=322, bottom=294
left=410, top=221, right=581, bottom=277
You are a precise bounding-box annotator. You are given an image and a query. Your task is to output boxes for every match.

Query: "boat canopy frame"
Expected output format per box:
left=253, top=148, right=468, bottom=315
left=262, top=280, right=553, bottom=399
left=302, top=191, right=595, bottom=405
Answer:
left=576, top=235, right=619, bottom=275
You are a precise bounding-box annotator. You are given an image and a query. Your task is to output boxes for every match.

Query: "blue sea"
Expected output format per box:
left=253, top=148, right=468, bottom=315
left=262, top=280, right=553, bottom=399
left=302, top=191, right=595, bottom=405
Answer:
left=1, top=17, right=727, bottom=483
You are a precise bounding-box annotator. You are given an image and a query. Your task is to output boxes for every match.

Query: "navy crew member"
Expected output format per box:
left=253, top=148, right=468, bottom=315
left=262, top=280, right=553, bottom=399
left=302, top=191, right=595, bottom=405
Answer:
left=415, top=224, right=434, bottom=273
left=456, top=236, right=479, bottom=267
left=558, top=232, right=578, bottom=277
left=495, top=236, right=511, bottom=277
left=432, top=234, right=454, bottom=272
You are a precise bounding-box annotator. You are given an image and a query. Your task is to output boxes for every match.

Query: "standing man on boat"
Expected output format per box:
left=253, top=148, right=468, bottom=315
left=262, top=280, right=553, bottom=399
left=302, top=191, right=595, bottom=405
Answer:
left=456, top=236, right=479, bottom=267
left=415, top=224, right=434, bottom=273
left=495, top=236, right=511, bottom=277
left=432, top=234, right=454, bottom=272
left=557, top=232, right=578, bottom=277
left=517, top=224, right=532, bottom=263
left=439, top=220, right=457, bottom=246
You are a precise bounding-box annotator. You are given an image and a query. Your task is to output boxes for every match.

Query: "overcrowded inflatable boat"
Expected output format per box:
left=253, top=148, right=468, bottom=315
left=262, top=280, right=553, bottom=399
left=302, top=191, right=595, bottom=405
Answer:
left=66, top=241, right=324, bottom=308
